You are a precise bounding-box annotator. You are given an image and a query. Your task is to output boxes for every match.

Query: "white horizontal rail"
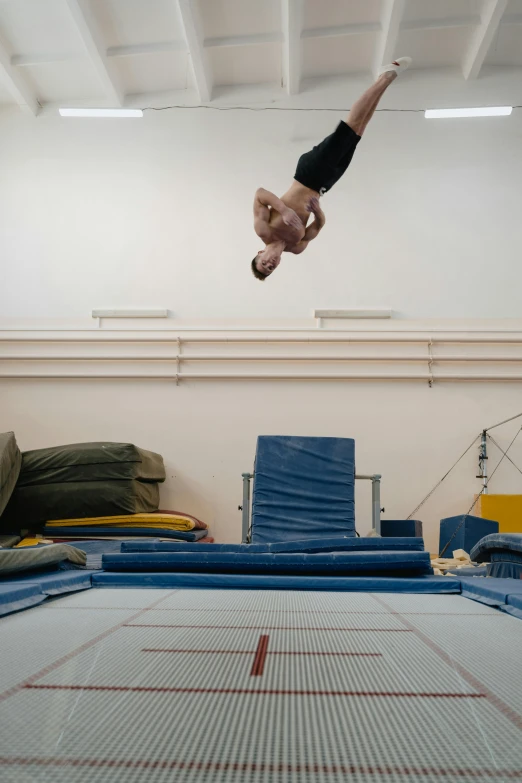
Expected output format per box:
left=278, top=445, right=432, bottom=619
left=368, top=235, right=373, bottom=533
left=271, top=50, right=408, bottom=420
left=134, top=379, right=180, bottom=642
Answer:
left=2, top=372, right=522, bottom=381
left=3, top=354, right=522, bottom=362
left=3, top=335, right=522, bottom=343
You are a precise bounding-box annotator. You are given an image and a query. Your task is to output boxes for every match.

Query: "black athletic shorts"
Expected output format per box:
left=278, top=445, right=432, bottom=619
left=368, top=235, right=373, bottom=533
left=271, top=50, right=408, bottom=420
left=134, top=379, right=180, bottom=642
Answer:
left=294, top=121, right=361, bottom=194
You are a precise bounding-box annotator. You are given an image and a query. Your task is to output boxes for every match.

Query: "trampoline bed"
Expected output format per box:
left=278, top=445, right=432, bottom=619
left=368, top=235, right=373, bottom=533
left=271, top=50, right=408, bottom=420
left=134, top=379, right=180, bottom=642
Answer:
left=1, top=586, right=522, bottom=782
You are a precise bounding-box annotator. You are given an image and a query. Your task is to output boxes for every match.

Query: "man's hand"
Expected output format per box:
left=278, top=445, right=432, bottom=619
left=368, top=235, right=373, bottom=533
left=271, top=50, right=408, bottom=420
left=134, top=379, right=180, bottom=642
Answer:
left=282, top=208, right=303, bottom=232
left=306, top=196, right=321, bottom=214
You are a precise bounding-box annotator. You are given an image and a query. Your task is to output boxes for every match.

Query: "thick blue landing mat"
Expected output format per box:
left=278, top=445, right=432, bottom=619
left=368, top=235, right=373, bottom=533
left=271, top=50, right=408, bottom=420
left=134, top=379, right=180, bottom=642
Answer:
left=102, top=550, right=431, bottom=575
left=460, top=576, right=522, bottom=620
left=4, top=568, right=94, bottom=595
left=471, top=533, right=522, bottom=562
left=43, top=526, right=208, bottom=541
left=0, top=583, right=45, bottom=616
left=121, top=537, right=425, bottom=554
left=93, top=572, right=460, bottom=593
left=251, top=436, right=355, bottom=544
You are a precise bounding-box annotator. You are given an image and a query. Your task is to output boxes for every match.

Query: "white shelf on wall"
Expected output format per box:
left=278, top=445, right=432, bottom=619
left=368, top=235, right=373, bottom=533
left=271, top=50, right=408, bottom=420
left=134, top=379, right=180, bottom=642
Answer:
left=313, top=309, right=392, bottom=319
left=91, top=309, right=169, bottom=318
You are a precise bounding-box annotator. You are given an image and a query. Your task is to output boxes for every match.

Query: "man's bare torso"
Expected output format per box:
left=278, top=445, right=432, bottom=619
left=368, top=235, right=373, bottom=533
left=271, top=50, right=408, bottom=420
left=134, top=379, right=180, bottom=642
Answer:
left=265, top=181, right=320, bottom=251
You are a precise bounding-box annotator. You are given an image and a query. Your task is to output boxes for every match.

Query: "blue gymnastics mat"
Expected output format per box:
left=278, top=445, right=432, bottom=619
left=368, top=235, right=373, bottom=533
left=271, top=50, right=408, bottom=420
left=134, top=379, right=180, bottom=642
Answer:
left=120, top=537, right=425, bottom=554
left=251, top=436, right=355, bottom=544
left=102, top=550, right=432, bottom=575
left=460, top=576, right=522, bottom=620
left=92, top=572, right=460, bottom=592
left=0, top=582, right=45, bottom=616
left=43, top=525, right=209, bottom=541
left=3, top=568, right=95, bottom=595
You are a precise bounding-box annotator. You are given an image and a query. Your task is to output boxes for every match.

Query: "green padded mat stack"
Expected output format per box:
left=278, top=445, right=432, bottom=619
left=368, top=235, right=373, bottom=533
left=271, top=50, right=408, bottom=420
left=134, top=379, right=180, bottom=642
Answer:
left=0, top=432, right=22, bottom=519
left=1, top=441, right=165, bottom=533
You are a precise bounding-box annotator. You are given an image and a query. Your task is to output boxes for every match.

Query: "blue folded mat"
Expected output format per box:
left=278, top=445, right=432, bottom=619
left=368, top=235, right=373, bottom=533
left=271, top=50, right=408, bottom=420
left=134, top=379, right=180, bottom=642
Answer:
left=121, top=537, right=425, bottom=554
left=4, top=568, right=94, bottom=595
left=459, top=576, right=522, bottom=619
left=93, top=572, right=459, bottom=593
left=0, top=582, right=45, bottom=616
left=470, top=533, right=522, bottom=562
left=43, top=526, right=209, bottom=541
left=102, top=550, right=432, bottom=575
left=251, top=436, right=355, bottom=544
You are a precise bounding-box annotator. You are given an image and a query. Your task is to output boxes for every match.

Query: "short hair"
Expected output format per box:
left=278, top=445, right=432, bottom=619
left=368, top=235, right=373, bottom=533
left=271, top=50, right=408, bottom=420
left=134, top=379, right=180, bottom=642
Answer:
left=251, top=255, right=267, bottom=281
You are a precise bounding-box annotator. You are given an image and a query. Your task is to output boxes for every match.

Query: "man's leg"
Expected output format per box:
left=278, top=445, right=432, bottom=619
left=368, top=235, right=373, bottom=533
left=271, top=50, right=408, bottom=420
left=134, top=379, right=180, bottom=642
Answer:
left=345, top=57, right=411, bottom=136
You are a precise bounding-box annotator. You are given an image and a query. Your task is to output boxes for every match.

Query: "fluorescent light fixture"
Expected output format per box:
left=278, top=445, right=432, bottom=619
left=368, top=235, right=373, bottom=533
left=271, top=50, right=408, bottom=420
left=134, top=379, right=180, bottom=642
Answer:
left=92, top=309, right=168, bottom=318
left=313, top=309, right=392, bottom=319
left=59, top=108, right=143, bottom=118
left=425, top=106, right=512, bottom=119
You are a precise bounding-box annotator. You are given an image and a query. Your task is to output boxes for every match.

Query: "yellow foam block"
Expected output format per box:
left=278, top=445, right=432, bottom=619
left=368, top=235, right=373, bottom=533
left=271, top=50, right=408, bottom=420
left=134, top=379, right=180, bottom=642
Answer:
left=477, top=494, right=522, bottom=534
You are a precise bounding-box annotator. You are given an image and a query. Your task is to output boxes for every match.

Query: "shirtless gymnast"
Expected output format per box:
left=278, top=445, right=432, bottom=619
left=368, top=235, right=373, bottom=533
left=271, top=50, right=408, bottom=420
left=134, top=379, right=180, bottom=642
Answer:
left=251, top=57, right=412, bottom=280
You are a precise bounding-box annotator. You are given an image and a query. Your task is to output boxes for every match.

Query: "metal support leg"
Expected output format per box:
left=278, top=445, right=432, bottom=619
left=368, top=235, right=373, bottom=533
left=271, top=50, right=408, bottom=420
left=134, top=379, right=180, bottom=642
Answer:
left=241, top=473, right=253, bottom=543
left=371, top=474, right=382, bottom=536
left=356, top=473, right=382, bottom=536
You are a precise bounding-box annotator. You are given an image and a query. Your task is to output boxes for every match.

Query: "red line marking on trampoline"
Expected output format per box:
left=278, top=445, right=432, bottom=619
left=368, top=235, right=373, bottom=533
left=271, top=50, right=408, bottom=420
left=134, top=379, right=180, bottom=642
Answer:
left=371, top=595, right=522, bottom=733
left=0, top=591, right=179, bottom=704
left=250, top=634, right=269, bottom=676
left=142, top=648, right=383, bottom=657
left=24, top=684, right=484, bottom=698
left=124, top=623, right=410, bottom=631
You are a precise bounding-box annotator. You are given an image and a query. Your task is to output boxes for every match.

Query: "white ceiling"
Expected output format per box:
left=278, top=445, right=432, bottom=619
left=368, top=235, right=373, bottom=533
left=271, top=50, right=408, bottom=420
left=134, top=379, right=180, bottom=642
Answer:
left=0, top=0, right=521, bottom=113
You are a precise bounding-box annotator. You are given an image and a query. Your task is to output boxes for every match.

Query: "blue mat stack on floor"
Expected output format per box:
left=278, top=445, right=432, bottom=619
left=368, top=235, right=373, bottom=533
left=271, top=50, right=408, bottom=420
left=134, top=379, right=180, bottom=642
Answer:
left=98, top=436, right=436, bottom=590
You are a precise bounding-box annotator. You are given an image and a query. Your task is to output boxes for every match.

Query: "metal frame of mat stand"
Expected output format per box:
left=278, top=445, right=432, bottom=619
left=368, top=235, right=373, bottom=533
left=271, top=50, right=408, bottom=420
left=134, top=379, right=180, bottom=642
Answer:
left=240, top=473, right=382, bottom=544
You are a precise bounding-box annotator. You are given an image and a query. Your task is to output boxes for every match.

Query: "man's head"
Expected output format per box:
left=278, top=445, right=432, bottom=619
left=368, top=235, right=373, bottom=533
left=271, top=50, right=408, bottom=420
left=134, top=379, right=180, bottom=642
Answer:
left=251, top=247, right=282, bottom=281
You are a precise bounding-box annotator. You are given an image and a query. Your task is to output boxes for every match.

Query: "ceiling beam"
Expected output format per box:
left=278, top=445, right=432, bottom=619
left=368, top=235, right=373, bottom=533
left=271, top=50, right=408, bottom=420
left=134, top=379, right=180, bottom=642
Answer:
left=64, top=0, right=122, bottom=104
left=463, top=0, right=509, bottom=79
left=12, top=52, right=83, bottom=67
left=373, top=0, right=406, bottom=78
left=178, top=0, right=212, bottom=103
left=282, top=0, right=303, bottom=95
left=302, top=22, right=380, bottom=39
left=204, top=32, right=283, bottom=48
left=108, top=41, right=186, bottom=58
left=401, top=15, right=481, bottom=32
left=0, top=33, right=39, bottom=114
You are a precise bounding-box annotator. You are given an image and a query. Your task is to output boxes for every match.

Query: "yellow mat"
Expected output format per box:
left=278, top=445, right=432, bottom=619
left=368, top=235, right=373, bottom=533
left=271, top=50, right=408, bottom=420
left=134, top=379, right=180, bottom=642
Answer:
left=46, top=513, right=198, bottom=532
left=476, top=494, right=522, bottom=534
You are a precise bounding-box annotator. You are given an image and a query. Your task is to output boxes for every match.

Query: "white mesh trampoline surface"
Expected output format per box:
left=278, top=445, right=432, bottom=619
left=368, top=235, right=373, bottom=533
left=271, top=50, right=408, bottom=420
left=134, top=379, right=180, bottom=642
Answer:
left=1, top=587, right=522, bottom=782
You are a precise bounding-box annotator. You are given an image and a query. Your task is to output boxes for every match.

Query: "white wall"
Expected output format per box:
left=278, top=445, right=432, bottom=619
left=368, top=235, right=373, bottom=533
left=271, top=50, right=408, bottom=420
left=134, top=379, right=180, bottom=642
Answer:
left=2, top=71, right=522, bottom=553
left=1, top=70, right=522, bottom=321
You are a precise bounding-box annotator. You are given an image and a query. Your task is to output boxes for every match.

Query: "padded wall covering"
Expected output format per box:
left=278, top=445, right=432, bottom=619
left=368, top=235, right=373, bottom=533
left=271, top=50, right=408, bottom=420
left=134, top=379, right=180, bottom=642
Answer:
left=3, top=480, right=159, bottom=530
left=0, top=432, right=22, bottom=518
left=16, top=441, right=165, bottom=486
left=251, top=436, right=355, bottom=544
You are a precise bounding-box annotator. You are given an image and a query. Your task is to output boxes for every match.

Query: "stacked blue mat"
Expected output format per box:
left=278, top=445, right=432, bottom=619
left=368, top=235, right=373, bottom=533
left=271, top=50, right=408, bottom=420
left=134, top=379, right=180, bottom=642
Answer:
left=98, top=436, right=435, bottom=586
